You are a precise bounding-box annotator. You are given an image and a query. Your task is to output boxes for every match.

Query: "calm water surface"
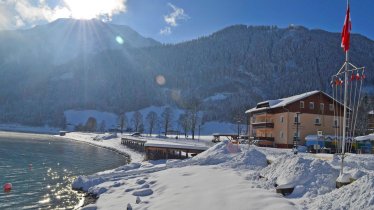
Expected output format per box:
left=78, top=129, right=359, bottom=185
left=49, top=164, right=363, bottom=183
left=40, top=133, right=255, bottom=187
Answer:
left=0, top=133, right=128, bottom=209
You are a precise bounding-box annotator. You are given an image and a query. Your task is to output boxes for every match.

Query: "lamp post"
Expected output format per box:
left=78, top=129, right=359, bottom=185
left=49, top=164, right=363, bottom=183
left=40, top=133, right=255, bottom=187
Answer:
left=198, top=124, right=201, bottom=141
left=237, top=120, right=241, bottom=142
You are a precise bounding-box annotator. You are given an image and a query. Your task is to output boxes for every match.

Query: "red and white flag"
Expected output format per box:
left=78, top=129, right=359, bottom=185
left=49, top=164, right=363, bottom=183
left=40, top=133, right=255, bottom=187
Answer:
left=341, top=3, right=351, bottom=52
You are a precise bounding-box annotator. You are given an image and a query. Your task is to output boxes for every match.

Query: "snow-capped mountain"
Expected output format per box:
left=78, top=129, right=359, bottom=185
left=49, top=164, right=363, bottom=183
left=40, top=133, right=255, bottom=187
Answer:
left=0, top=21, right=373, bottom=127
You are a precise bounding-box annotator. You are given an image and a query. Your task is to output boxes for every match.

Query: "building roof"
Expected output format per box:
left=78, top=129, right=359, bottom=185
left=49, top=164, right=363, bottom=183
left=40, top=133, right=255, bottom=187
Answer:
left=355, top=134, right=374, bottom=141
left=245, top=90, right=342, bottom=114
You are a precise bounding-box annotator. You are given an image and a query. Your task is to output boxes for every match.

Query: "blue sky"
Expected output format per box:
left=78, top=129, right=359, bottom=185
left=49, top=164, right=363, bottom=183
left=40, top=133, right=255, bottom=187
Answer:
left=112, top=0, right=373, bottom=43
left=0, top=0, right=373, bottom=43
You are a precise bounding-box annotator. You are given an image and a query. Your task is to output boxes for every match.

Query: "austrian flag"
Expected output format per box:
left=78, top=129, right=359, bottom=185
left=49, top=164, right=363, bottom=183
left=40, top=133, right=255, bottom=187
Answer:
left=341, top=4, right=351, bottom=52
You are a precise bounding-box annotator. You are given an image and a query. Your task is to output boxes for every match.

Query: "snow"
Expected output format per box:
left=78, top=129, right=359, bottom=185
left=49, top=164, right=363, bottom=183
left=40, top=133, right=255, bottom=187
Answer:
left=336, top=173, right=352, bottom=183
left=92, top=165, right=297, bottom=210
left=245, top=90, right=344, bottom=114
left=64, top=107, right=238, bottom=135
left=62, top=134, right=374, bottom=210
left=64, top=110, right=118, bottom=130
left=308, top=174, right=374, bottom=210
left=203, top=93, right=229, bottom=102
left=356, top=133, right=374, bottom=141
left=144, top=139, right=208, bottom=151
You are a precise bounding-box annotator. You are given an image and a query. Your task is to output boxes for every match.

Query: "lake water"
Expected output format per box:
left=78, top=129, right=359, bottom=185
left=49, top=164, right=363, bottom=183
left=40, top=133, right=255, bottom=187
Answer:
left=0, top=133, right=128, bottom=209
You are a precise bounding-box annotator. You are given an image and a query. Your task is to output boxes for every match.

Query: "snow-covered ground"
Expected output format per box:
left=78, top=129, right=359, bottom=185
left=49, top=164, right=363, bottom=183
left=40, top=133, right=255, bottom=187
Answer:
left=66, top=136, right=374, bottom=210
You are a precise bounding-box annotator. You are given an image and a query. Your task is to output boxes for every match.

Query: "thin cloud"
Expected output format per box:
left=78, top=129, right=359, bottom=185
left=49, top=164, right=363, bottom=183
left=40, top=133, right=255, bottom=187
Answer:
left=160, top=3, right=189, bottom=35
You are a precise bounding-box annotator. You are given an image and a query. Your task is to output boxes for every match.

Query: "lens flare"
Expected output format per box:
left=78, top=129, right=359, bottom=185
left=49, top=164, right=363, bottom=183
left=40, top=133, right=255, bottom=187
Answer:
left=116, top=36, right=124, bottom=45
left=156, top=75, right=166, bottom=86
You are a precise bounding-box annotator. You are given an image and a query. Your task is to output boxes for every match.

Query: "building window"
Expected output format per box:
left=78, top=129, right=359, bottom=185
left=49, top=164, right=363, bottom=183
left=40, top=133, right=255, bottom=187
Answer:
left=300, top=101, right=304, bottom=108
left=280, top=116, right=284, bottom=123
left=294, top=115, right=300, bottom=124
left=320, top=103, right=324, bottom=111
left=309, top=102, right=314, bottom=110
left=329, top=104, right=334, bottom=111
left=280, top=131, right=284, bottom=139
left=294, top=131, right=300, bottom=138
left=333, top=119, right=339, bottom=127
left=315, top=117, right=321, bottom=125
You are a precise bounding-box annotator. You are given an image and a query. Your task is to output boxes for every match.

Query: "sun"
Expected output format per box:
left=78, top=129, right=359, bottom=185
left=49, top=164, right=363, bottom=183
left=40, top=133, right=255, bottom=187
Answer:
left=64, top=0, right=126, bottom=20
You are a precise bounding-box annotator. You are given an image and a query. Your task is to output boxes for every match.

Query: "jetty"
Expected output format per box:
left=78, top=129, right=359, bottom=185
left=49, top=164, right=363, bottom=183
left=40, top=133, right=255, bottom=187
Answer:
left=121, top=136, right=209, bottom=160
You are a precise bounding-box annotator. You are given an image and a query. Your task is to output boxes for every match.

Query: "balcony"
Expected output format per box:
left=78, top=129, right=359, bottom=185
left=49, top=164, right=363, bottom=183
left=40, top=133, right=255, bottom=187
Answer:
left=252, top=121, right=274, bottom=129
left=256, top=136, right=275, bottom=141
left=253, top=112, right=273, bottom=116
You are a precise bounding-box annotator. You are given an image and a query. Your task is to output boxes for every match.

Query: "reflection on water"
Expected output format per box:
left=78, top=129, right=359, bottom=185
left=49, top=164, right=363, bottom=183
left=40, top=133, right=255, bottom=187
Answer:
left=0, top=134, right=128, bottom=209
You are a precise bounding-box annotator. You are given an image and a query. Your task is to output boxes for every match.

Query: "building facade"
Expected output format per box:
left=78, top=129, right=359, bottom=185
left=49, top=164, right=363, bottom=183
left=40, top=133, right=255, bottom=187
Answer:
left=368, top=110, right=374, bottom=133
left=246, top=91, right=345, bottom=148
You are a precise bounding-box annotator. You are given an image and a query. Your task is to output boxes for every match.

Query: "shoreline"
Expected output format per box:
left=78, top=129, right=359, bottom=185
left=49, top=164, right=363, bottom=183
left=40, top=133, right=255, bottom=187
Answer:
left=0, top=131, right=137, bottom=209
left=59, top=135, right=133, bottom=163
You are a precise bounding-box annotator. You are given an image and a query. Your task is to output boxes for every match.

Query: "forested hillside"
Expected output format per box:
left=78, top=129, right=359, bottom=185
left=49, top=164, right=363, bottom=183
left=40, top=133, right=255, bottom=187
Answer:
left=0, top=20, right=373, bottom=126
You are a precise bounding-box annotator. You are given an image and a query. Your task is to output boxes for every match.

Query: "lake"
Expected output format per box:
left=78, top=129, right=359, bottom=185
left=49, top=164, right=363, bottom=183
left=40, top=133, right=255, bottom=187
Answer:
left=0, top=132, right=128, bottom=209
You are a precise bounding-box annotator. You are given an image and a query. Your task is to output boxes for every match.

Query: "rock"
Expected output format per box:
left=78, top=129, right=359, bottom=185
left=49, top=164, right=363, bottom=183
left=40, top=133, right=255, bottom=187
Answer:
left=132, top=189, right=154, bottom=197
left=136, top=196, right=141, bottom=204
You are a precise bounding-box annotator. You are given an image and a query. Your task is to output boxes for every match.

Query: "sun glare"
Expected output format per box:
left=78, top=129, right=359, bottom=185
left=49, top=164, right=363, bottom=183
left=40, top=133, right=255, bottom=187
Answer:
left=64, top=0, right=126, bottom=20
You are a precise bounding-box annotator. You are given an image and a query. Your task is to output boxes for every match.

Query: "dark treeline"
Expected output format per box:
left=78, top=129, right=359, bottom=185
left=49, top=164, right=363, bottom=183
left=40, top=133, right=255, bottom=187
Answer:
left=0, top=22, right=373, bottom=127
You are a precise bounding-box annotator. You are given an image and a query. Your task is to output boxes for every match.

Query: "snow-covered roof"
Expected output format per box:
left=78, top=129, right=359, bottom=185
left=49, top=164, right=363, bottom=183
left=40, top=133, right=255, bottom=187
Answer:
left=355, top=134, right=374, bottom=141
left=145, top=140, right=208, bottom=151
left=369, top=110, right=374, bottom=115
left=245, top=90, right=345, bottom=114
left=305, top=135, right=336, bottom=141
left=246, top=90, right=320, bottom=113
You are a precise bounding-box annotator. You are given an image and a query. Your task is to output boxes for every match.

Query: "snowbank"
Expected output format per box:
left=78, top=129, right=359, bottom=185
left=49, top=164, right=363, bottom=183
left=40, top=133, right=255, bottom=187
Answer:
left=261, top=155, right=339, bottom=198
left=190, top=140, right=267, bottom=170
left=308, top=174, right=374, bottom=210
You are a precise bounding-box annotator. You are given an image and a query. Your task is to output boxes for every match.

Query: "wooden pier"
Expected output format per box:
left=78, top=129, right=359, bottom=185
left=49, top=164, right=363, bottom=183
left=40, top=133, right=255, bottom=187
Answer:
left=121, top=137, right=208, bottom=160
left=121, top=137, right=147, bottom=152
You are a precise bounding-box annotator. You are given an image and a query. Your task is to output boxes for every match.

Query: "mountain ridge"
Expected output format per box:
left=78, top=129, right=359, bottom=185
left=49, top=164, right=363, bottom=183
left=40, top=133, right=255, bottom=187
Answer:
left=0, top=20, right=372, bottom=127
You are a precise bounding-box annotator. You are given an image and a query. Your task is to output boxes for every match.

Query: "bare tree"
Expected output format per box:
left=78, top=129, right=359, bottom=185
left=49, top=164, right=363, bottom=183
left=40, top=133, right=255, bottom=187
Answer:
left=132, top=111, right=143, bottom=132
left=356, top=96, right=372, bottom=135
left=119, top=113, right=128, bottom=134
left=161, top=107, right=173, bottom=136
left=146, top=111, right=158, bottom=136
left=185, top=98, right=201, bottom=140
left=178, top=113, right=190, bottom=138
left=85, top=117, right=97, bottom=132
left=99, top=120, right=106, bottom=132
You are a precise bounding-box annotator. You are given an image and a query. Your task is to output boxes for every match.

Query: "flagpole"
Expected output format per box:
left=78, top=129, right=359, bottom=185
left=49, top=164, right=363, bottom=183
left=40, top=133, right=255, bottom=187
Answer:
left=340, top=50, right=348, bottom=175
left=340, top=0, right=350, bottom=176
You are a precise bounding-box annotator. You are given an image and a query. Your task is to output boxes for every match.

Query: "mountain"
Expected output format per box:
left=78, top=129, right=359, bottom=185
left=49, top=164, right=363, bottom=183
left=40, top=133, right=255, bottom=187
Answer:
left=0, top=21, right=373, bottom=127
left=0, top=18, right=160, bottom=65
